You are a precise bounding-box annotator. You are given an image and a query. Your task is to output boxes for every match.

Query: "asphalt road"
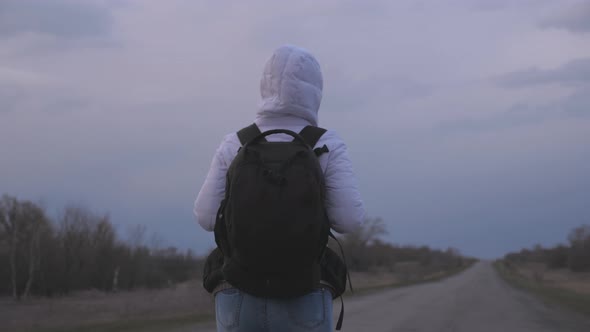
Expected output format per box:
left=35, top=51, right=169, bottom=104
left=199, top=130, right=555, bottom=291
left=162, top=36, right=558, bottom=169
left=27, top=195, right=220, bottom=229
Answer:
left=192, top=261, right=590, bottom=331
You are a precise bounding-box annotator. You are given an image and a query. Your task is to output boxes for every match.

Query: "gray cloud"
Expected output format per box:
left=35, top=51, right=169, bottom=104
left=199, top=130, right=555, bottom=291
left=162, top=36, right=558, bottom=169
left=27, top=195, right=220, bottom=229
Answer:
left=447, top=0, right=555, bottom=12
left=0, top=84, right=23, bottom=113
left=464, top=0, right=515, bottom=12
left=0, top=0, right=112, bottom=39
left=324, top=75, right=433, bottom=113
left=436, top=104, right=547, bottom=133
left=438, top=88, right=590, bottom=134
left=559, top=88, right=590, bottom=115
left=540, top=1, right=590, bottom=33
left=362, top=76, right=433, bottom=103
left=495, top=58, right=590, bottom=88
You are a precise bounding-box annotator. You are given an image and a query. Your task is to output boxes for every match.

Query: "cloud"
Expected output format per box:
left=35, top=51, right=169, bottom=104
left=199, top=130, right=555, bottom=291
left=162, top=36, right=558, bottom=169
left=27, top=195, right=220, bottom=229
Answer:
left=448, top=0, right=555, bottom=12
left=0, top=0, right=113, bottom=39
left=438, top=87, right=590, bottom=134
left=0, top=66, right=49, bottom=85
left=490, top=56, right=590, bottom=128
left=559, top=88, right=590, bottom=115
left=464, top=0, right=515, bottom=12
left=324, top=75, right=433, bottom=113
left=0, top=66, right=52, bottom=113
left=0, top=84, right=22, bottom=113
left=495, top=57, right=590, bottom=88
left=540, top=1, right=590, bottom=33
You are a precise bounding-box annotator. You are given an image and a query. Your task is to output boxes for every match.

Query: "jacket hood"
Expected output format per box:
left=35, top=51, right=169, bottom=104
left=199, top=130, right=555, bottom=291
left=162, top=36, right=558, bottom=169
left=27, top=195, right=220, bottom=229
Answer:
left=257, top=45, right=323, bottom=126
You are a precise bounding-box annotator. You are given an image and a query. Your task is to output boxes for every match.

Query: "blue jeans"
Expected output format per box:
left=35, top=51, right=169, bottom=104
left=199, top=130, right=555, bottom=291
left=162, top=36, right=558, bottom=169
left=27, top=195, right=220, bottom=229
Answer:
left=215, top=288, right=333, bottom=332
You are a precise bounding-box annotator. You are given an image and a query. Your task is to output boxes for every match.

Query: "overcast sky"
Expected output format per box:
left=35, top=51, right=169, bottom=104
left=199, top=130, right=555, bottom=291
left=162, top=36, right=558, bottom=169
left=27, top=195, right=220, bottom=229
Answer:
left=1, top=0, right=589, bottom=258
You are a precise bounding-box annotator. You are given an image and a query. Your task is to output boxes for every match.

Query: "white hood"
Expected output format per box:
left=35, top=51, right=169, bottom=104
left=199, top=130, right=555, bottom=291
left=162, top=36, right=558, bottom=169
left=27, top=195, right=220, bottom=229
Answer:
left=257, top=45, right=323, bottom=126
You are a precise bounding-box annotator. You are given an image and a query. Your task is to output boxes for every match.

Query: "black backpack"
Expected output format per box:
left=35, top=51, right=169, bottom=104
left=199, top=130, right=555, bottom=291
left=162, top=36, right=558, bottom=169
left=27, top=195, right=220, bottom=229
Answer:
left=214, top=124, right=331, bottom=298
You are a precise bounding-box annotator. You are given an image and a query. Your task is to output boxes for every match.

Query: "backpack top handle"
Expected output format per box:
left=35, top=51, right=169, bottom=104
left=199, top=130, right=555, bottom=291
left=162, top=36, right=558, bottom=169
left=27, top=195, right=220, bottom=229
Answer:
left=243, top=129, right=311, bottom=148
left=238, top=124, right=327, bottom=150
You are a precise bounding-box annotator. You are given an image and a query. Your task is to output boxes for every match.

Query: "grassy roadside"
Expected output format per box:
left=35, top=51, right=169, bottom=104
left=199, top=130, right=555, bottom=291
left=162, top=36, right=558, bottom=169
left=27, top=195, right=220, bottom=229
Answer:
left=493, top=260, right=590, bottom=316
left=12, top=261, right=476, bottom=332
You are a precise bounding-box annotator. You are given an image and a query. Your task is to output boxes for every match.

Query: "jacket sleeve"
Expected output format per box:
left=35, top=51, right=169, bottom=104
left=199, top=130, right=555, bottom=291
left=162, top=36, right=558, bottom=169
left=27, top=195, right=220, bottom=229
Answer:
left=194, top=139, right=230, bottom=232
left=324, top=138, right=365, bottom=234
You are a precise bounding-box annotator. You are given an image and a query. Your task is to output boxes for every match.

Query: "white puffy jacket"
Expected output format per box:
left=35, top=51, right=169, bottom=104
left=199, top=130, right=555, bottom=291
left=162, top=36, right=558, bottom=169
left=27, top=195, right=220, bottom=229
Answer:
left=194, top=45, right=365, bottom=234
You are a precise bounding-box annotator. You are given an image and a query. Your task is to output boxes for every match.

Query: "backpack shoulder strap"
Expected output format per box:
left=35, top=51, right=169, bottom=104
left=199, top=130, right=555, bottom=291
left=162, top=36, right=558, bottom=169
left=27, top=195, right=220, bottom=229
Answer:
left=299, top=126, right=327, bottom=148
left=299, top=126, right=329, bottom=157
left=237, top=123, right=263, bottom=146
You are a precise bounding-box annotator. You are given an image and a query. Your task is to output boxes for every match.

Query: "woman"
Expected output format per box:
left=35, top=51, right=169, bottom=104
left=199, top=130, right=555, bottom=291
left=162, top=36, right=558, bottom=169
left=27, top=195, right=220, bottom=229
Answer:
left=195, top=45, right=365, bottom=332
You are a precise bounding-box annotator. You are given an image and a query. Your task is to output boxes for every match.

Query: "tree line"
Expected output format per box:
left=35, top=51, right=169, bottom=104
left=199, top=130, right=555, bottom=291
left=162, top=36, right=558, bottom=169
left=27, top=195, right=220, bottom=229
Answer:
left=1, top=194, right=472, bottom=300
left=333, top=218, right=469, bottom=275
left=0, top=195, right=201, bottom=300
left=503, top=225, right=590, bottom=272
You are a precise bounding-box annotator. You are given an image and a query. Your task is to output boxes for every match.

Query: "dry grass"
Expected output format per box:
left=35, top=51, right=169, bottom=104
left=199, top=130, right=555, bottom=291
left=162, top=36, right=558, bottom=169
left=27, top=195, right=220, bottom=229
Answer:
left=514, top=263, right=590, bottom=295
left=349, top=261, right=476, bottom=296
left=494, top=261, right=590, bottom=316
left=349, top=271, right=399, bottom=290
left=1, top=280, right=214, bottom=332
left=0, top=273, right=404, bottom=330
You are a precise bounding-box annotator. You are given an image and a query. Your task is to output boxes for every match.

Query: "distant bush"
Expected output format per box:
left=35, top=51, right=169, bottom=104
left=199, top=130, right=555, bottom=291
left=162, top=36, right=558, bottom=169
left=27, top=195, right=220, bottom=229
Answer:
left=503, top=224, right=590, bottom=273
left=547, top=245, right=569, bottom=269
left=332, top=217, right=467, bottom=274
left=568, top=225, right=590, bottom=272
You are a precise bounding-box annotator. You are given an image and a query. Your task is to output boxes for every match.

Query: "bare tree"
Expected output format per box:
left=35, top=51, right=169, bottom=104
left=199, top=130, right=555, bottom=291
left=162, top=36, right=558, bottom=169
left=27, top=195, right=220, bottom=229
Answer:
left=0, top=196, right=50, bottom=300
left=341, top=217, right=388, bottom=247
left=149, top=232, right=165, bottom=253
left=0, top=195, right=20, bottom=299
left=91, top=217, right=116, bottom=291
left=568, top=225, right=590, bottom=244
left=568, top=225, right=590, bottom=272
left=127, top=224, right=147, bottom=249
left=336, top=217, right=390, bottom=271
left=21, top=201, right=48, bottom=299
left=58, top=204, right=94, bottom=293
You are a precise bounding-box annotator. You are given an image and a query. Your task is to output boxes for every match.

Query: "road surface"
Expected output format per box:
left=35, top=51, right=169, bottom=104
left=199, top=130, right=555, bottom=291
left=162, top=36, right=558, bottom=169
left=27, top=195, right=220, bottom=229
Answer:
left=191, top=262, right=590, bottom=331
